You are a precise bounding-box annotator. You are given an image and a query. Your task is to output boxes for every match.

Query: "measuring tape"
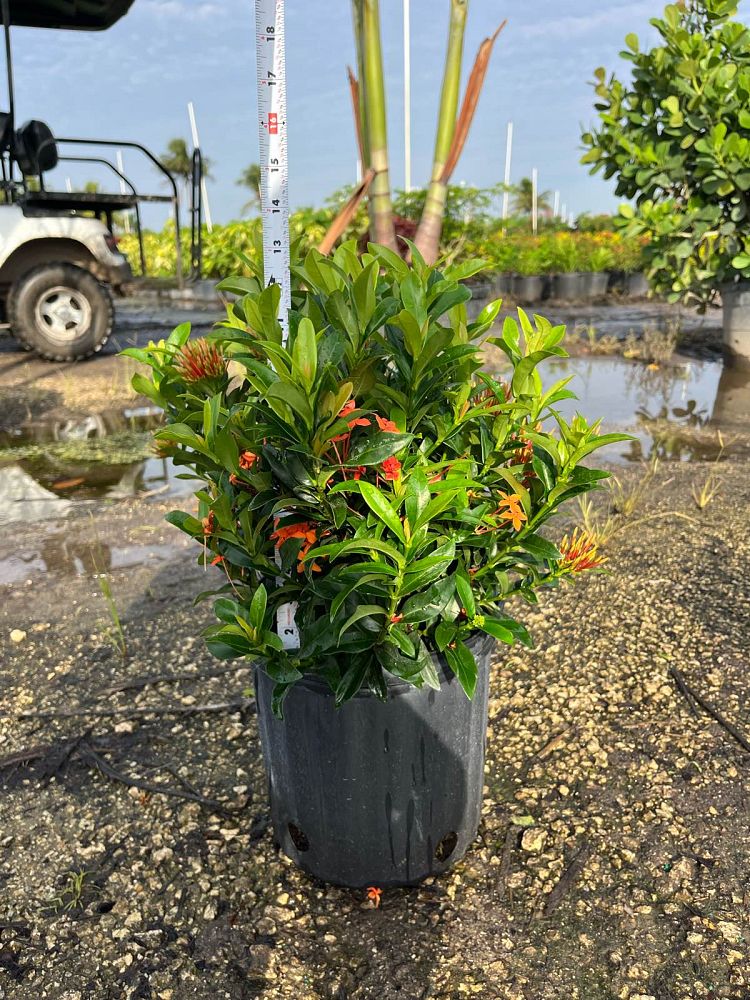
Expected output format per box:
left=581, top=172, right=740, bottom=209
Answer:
left=255, top=0, right=299, bottom=650
left=255, top=0, right=292, bottom=343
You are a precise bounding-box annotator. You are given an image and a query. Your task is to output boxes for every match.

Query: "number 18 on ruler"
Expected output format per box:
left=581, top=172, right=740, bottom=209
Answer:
left=255, top=0, right=298, bottom=649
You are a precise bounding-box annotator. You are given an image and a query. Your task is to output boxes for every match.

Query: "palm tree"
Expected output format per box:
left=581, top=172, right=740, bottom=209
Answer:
left=510, top=177, right=551, bottom=216
left=160, top=138, right=213, bottom=203
left=344, top=1, right=506, bottom=263
left=237, top=163, right=262, bottom=214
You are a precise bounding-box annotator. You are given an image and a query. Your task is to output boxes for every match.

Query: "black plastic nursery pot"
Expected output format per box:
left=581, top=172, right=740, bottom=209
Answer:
left=550, top=272, right=585, bottom=300
left=581, top=271, right=610, bottom=300
left=254, top=632, right=496, bottom=888
left=511, top=274, right=547, bottom=303
left=625, top=272, right=649, bottom=299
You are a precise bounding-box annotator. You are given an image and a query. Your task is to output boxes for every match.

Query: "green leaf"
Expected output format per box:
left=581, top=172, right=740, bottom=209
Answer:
left=401, top=576, right=455, bottom=624
left=358, top=481, right=407, bottom=542
left=265, top=381, right=313, bottom=428
left=130, top=372, right=163, bottom=406
left=519, top=534, right=562, bottom=562
left=167, top=322, right=192, bottom=347
left=335, top=657, right=371, bottom=705
left=330, top=574, right=385, bottom=622
left=478, top=619, right=514, bottom=643
left=248, top=585, right=268, bottom=630
left=292, top=317, right=317, bottom=389
left=444, top=642, right=478, bottom=699
left=455, top=567, right=476, bottom=617
left=338, top=605, right=389, bottom=641
left=348, top=433, right=413, bottom=466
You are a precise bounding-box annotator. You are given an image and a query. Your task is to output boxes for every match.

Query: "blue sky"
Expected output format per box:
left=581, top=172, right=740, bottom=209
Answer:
left=6, top=1, right=739, bottom=224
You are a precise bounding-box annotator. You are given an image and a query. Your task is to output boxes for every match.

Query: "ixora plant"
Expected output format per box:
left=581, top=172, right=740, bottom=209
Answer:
left=581, top=0, right=750, bottom=364
left=126, top=243, right=621, bottom=886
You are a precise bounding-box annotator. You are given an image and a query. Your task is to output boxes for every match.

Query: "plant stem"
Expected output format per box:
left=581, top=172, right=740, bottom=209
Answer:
left=362, top=0, right=397, bottom=250
left=351, top=0, right=370, bottom=171
left=414, top=0, right=468, bottom=263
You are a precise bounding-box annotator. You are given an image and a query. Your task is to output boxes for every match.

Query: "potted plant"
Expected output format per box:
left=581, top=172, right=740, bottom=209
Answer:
left=582, top=0, right=750, bottom=366
left=126, top=241, right=623, bottom=887
left=511, top=238, right=550, bottom=303
left=548, top=233, right=586, bottom=301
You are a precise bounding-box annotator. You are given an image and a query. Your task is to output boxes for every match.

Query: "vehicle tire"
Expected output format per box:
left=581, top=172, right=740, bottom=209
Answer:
left=8, top=263, right=113, bottom=361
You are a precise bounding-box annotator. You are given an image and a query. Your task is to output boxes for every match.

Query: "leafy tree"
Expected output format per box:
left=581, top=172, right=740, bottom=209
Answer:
left=237, top=162, right=262, bottom=214
left=510, top=177, right=551, bottom=217
left=160, top=138, right=213, bottom=202
left=581, top=0, right=750, bottom=309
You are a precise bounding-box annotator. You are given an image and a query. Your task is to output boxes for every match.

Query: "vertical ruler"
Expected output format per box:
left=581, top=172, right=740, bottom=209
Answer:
left=255, top=0, right=299, bottom=650
left=255, top=0, right=291, bottom=344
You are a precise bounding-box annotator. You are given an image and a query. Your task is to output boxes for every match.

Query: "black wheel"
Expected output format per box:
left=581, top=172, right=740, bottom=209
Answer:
left=8, top=263, right=113, bottom=361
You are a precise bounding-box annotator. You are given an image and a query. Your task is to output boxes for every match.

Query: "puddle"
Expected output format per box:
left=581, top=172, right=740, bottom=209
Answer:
left=493, top=356, right=750, bottom=463
left=0, top=406, right=195, bottom=526
left=0, top=535, right=191, bottom=586
left=2, top=355, right=749, bottom=533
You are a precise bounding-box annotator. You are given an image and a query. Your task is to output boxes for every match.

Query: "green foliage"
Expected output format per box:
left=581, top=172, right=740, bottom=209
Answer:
left=582, top=0, right=750, bottom=307
left=121, top=217, right=645, bottom=282
left=128, top=246, right=620, bottom=712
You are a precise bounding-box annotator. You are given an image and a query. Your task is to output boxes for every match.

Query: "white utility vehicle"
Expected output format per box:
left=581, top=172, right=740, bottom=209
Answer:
left=0, top=0, right=204, bottom=361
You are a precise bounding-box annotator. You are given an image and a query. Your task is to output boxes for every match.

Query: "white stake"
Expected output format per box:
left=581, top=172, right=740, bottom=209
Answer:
left=532, top=167, right=538, bottom=235
left=501, top=121, right=513, bottom=222
left=403, top=0, right=411, bottom=192
left=561, top=202, right=566, bottom=224
left=553, top=189, right=560, bottom=218
left=65, top=177, right=72, bottom=193
left=116, top=149, right=131, bottom=234
left=187, top=100, right=213, bottom=232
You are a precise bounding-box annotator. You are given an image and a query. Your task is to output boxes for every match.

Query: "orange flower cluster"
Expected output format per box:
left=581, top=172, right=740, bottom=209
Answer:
left=559, top=528, right=606, bottom=573
left=375, top=414, right=398, bottom=433
left=328, top=399, right=402, bottom=485
left=202, top=511, right=215, bottom=536
left=477, top=492, right=528, bottom=534
left=366, top=886, right=382, bottom=908
left=270, top=521, right=322, bottom=573
left=333, top=399, right=371, bottom=443
left=381, top=456, right=401, bottom=481
left=496, top=492, right=527, bottom=531
left=174, top=339, right=225, bottom=382
left=239, top=451, right=258, bottom=470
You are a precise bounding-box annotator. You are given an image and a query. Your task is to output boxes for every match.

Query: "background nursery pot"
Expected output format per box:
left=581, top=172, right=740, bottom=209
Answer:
left=255, top=633, right=495, bottom=888
left=722, top=282, right=750, bottom=370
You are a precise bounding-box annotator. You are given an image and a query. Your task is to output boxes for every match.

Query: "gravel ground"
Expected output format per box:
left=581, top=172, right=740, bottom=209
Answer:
left=1, top=456, right=749, bottom=1000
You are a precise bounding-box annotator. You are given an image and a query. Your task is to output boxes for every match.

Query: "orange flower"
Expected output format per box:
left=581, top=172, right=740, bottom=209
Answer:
left=366, top=886, right=382, bottom=908
left=239, top=451, right=258, bottom=471
left=174, top=339, right=225, bottom=382
left=375, top=414, right=399, bottom=433
left=270, top=521, right=321, bottom=574
left=390, top=613, right=403, bottom=624
left=202, top=512, right=215, bottom=536
left=381, top=456, right=401, bottom=482
left=495, top=492, right=527, bottom=532
left=210, top=555, right=224, bottom=566
left=339, top=398, right=370, bottom=430
left=270, top=521, right=317, bottom=547
left=559, top=528, right=607, bottom=573
left=353, top=466, right=367, bottom=481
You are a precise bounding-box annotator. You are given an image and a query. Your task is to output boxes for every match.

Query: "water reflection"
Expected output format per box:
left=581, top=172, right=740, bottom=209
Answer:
left=544, top=357, right=750, bottom=463
left=0, top=406, right=194, bottom=526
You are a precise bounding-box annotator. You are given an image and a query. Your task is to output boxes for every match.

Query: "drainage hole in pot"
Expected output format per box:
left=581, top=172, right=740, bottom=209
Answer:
left=434, top=831, right=458, bottom=862
left=288, top=822, right=310, bottom=852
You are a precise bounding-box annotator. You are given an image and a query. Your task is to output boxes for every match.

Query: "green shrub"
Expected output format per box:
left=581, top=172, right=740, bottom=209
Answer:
left=126, top=242, right=623, bottom=713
